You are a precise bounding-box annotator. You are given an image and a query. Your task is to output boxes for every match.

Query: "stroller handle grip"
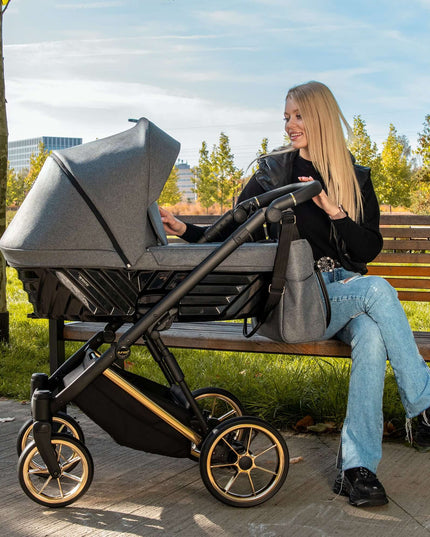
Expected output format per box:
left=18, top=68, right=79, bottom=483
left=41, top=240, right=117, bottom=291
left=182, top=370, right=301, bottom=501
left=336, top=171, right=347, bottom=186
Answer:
left=233, top=183, right=312, bottom=223
left=196, top=210, right=235, bottom=243
left=265, top=180, right=322, bottom=223
left=197, top=180, right=322, bottom=243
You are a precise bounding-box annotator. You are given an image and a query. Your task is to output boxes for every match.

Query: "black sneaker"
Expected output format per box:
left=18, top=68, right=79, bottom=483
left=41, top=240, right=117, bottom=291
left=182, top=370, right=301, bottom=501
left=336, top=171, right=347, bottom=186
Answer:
left=333, top=467, right=388, bottom=507
left=414, top=409, right=430, bottom=452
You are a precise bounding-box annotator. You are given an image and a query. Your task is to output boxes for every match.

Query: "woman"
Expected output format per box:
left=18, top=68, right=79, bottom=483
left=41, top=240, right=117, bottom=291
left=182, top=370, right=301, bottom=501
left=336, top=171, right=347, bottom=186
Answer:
left=160, top=81, right=430, bottom=508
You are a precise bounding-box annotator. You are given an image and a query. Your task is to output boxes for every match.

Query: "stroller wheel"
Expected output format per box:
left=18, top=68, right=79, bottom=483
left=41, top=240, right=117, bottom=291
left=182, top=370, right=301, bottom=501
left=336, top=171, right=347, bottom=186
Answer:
left=18, top=434, right=94, bottom=508
left=199, top=416, right=289, bottom=507
left=190, top=387, right=245, bottom=460
left=17, top=412, right=85, bottom=458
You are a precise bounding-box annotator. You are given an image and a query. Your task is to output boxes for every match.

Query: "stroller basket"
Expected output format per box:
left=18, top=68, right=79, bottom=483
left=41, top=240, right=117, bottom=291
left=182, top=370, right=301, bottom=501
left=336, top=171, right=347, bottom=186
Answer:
left=63, top=352, right=192, bottom=457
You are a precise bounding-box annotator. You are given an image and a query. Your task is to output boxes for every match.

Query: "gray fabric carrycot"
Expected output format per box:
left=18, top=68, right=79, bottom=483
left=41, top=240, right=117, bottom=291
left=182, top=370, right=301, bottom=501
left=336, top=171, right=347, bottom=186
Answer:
left=0, top=118, right=180, bottom=269
left=0, top=118, right=277, bottom=322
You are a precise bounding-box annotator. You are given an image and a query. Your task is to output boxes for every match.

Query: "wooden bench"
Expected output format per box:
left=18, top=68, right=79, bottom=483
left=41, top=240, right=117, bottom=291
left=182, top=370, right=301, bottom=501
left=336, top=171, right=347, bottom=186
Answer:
left=49, top=213, right=430, bottom=373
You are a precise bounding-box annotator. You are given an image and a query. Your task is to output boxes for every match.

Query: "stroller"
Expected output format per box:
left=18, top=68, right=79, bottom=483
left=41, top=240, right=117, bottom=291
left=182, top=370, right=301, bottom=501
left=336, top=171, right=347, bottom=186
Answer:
left=0, top=119, right=321, bottom=508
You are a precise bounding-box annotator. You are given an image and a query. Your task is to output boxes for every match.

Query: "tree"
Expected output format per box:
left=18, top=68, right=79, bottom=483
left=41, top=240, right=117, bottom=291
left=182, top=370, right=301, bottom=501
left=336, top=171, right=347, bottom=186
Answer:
left=192, top=141, right=217, bottom=211
left=250, top=137, right=270, bottom=175
left=210, top=132, right=243, bottom=213
left=348, top=116, right=381, bottom=171
left=258, top=137, right=269, bottom=157
left=411, top=115, right=430, bottom=214
left=193, top=134, right=243, bottom=212
left=378, top=124, right=412, bottom=209
left=158, top=165, right=181, bottom=206
left=0, top=0, right=12, bottom=342
left=26, top=142, right=50, bottom=192
left=6, top=165, right=25, bottom=207
left=6, top=143, right=50, bottom=209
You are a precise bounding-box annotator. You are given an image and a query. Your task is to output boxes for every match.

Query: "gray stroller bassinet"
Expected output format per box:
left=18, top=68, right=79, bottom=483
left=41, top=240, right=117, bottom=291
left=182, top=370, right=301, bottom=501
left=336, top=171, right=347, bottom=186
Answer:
left=1, top=118, right=277, bottom=322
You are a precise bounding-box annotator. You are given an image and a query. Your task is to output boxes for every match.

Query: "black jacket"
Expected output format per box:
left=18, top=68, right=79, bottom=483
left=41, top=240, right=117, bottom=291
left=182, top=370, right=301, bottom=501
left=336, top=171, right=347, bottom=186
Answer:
left=183, top=150, right=383, bottom=274
left=249, top=150, right=383, bottom=273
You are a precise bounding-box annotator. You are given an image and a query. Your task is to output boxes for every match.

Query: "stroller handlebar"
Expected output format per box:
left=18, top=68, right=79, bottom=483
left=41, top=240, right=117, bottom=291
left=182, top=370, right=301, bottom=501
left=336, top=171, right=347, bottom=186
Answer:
left=233, top=183, right=308, bottom=223
left=197, top=180, right=322, bottom=243
left=265, top=181, right=322, bottom=223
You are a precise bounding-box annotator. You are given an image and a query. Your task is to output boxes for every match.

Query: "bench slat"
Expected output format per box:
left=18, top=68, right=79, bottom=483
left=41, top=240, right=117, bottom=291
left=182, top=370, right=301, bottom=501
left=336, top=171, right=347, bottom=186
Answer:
left=373, top=252, right=430, bottom=263
left=62, top=321, right=430, bottom=361
left=379, top=214, right=430, bottom=225
left=375, top=278, right=430, bottom=290
left=381, top=228, right=430, bottom=239
left=368, top=265, right=430, bottom=277
left=382, top=239, right=430, bottom=250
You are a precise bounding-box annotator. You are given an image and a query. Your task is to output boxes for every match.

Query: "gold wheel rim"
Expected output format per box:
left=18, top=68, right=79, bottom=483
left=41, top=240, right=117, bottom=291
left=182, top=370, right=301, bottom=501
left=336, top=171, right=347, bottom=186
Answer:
left=21, top=417, right=81, bottom=471
left=205, top=422, right=286, bottom=504
left=22, top=437, right=91, bottom=505
left=194, top=392, right=243, bottom=422
left=192, top=392, right=244, bottom=457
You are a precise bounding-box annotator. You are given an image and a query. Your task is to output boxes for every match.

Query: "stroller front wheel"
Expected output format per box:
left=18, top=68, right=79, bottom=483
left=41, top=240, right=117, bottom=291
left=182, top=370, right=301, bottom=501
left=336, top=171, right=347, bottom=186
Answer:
left=199, top=416, right=289, bottom=507
left=17, top=412, right=85, bottom=458
left=18, top=434, right=94, bottom=508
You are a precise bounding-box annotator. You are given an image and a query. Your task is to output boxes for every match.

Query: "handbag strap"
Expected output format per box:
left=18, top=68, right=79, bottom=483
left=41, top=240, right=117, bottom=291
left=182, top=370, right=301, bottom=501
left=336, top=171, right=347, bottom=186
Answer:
left=315, top=267, right=331, bottom=327
left=243, top=209, right=298, bottom=338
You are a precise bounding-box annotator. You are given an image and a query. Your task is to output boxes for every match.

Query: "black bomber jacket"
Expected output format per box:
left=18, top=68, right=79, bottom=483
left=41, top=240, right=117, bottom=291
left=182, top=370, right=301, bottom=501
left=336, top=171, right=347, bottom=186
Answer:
left=183, top=150, right=383, bottom=274
left=251, top=150, right=383, bottom=274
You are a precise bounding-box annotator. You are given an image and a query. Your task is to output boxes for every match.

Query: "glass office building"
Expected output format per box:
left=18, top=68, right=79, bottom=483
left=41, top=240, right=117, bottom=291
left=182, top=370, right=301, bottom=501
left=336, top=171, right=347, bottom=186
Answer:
left=176, top=160, right=196, bottom=202
left=8, top=136, right=83, bottom=172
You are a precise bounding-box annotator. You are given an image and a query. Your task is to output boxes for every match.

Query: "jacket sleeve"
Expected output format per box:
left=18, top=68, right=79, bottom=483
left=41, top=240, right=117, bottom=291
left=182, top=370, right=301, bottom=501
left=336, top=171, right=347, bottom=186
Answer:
left=331, top=171, right=383, bottom=263
left=181, top=175, right=267, bottom=243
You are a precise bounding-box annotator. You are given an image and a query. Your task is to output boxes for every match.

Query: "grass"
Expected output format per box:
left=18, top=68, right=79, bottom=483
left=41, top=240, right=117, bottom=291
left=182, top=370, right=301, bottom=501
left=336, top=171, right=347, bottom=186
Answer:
left=1, top=267, right=429, bottom=433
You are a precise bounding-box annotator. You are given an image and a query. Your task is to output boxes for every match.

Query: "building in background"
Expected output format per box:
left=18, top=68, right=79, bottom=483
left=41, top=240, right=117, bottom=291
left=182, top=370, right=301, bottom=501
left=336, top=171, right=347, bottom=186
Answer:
left=8, top=136, right=83, bottom=172
left=176, top=160, right=196, bottom=202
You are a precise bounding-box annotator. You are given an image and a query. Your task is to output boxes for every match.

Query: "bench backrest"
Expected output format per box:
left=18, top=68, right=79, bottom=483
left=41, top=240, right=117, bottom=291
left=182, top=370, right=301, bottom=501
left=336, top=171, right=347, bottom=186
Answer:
left=177, top=213, right=430, bottom=303
left=368, top=214, right=430, bottom=302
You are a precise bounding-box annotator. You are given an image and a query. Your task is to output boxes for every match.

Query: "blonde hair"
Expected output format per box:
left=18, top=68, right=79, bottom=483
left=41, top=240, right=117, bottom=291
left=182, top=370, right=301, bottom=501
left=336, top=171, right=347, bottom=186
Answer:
left=278, top=81, right=363, bottom=222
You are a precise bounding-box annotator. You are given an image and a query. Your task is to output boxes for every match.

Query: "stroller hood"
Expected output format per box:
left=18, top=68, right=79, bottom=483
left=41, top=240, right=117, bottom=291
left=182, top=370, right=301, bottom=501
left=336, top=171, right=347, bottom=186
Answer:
left=0, top=118, right=180, bottom=268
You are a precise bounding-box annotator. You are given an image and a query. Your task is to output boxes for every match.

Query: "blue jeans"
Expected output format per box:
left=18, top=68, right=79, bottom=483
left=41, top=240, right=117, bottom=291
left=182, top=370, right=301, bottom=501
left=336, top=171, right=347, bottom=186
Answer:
left=321, top=268, right=430, bottom=474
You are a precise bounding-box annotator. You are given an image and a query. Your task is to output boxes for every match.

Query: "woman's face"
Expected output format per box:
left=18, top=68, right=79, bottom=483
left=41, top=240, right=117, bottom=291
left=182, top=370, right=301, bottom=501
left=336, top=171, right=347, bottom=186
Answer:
left=284, top=97, right=310, bottom=160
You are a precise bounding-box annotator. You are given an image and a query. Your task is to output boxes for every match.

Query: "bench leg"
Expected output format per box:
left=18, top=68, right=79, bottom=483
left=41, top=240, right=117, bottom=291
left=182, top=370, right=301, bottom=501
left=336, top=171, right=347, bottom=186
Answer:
left=49, top=319, right=65, bottom=374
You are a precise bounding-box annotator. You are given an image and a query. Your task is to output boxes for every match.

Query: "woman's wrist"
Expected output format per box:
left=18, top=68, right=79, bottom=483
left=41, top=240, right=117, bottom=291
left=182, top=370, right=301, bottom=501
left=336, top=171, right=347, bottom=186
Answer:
left=328, top=204, right=347, bottom=220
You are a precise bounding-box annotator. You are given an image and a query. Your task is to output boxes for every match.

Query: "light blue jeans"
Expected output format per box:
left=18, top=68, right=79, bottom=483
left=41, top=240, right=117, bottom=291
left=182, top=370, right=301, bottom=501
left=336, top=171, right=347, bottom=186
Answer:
left=321, top=268, right=430, bottom=474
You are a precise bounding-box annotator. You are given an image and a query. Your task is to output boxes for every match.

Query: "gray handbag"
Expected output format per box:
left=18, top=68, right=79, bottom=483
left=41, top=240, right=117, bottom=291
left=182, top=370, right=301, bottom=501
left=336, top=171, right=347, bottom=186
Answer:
left=244, top=210, right=331, bottom=343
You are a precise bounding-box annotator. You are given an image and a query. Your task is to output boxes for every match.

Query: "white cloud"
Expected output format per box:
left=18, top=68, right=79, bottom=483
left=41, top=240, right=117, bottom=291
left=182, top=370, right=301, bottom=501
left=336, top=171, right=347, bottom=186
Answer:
left=6, top=77, right=281, bottom=168
left=55, top=1, right=124, bottom=8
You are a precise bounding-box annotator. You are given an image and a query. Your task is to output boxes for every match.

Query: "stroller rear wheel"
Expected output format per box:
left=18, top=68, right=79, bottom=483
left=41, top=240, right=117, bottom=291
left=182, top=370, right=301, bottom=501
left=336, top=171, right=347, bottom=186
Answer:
left=199, top=416, right=289, bottom=507
left=18, top=434, right=93, bottom=508
left=193, top=387, right=244, bottom=425
left=190, top=387, right=244, bottom=460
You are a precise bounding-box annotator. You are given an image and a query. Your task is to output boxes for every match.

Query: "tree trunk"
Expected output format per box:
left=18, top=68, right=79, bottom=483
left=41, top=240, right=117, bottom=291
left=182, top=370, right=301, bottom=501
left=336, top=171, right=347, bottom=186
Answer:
left=0, top=8, right=9, bottom=343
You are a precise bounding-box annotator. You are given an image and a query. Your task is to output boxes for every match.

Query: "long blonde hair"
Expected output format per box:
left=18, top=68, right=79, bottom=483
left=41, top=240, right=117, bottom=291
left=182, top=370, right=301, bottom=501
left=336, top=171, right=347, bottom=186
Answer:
left=282, top=81, right=363, bottom=222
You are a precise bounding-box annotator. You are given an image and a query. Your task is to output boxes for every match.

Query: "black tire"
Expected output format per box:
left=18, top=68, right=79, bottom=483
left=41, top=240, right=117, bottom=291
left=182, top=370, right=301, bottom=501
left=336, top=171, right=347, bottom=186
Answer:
left=199, top=416, right=289, bottom=507
left=18, top=434, right=94, bottom=508
left=190, top=387, right=245, bottom=460
left=17, top=412, right=85, bottom=457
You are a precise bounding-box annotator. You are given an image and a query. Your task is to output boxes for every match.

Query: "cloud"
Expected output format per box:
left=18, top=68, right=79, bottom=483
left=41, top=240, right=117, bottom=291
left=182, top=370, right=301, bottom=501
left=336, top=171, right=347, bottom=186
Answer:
left=195, top=9, right=264, bottom=28
left=55, top=1, right=124, bottom=9
left=6, top=77, right=281, bottom=168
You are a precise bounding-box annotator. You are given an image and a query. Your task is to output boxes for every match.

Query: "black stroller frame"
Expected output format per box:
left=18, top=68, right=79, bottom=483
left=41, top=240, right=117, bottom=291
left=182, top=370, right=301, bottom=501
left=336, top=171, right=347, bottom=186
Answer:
left=1, top=119, right=321, bottom=508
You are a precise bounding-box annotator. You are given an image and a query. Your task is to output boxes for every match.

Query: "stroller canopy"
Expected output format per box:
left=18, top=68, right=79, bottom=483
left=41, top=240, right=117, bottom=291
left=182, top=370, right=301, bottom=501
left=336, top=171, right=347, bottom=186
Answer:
left=0, top=119, right=180, bottom=269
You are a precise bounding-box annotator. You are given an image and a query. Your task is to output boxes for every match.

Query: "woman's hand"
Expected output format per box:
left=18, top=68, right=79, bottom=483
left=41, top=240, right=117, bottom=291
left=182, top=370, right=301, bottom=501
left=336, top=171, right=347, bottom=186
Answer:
left=159, top=206, right=187, bottom=237
left=298, top=176, right=345, bottom=219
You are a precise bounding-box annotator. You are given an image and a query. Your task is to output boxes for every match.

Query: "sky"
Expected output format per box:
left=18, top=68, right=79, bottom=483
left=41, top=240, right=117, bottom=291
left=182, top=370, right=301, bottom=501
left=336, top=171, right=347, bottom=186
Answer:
left=3, top=0, right=430, bottom=170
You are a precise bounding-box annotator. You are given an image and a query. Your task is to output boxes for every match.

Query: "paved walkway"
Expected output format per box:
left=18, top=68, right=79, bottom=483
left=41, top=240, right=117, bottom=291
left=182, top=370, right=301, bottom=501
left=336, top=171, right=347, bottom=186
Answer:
left=1, top=397, right=430, bottom=537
